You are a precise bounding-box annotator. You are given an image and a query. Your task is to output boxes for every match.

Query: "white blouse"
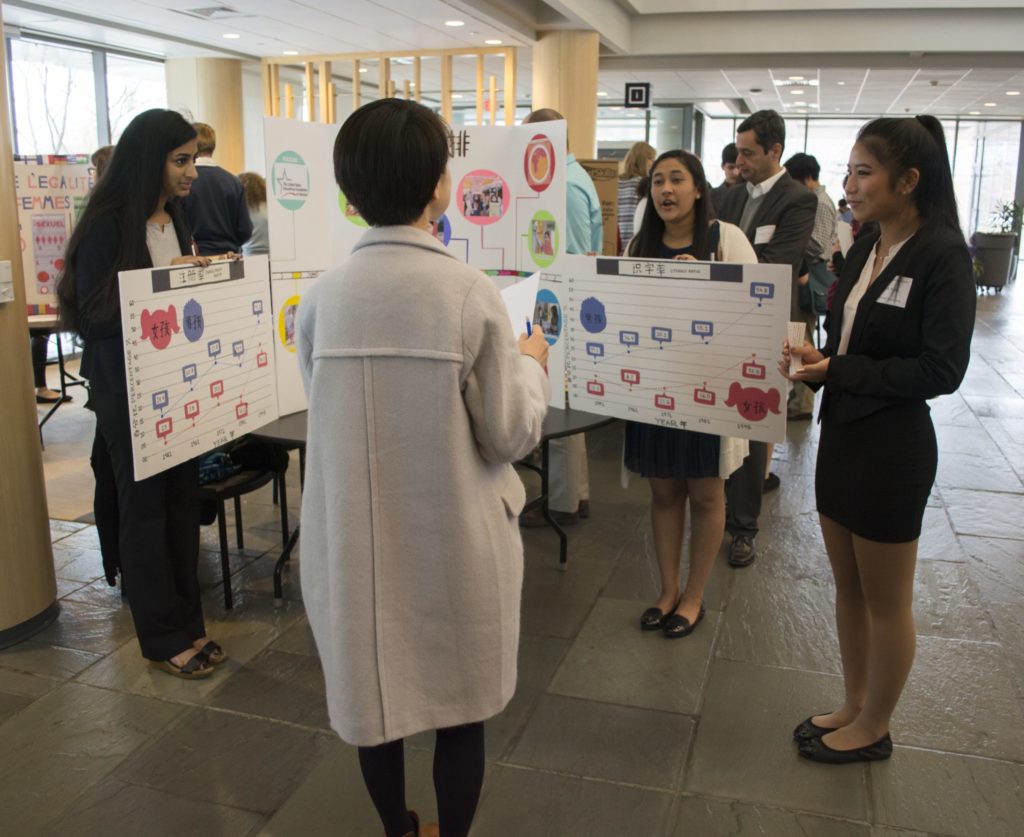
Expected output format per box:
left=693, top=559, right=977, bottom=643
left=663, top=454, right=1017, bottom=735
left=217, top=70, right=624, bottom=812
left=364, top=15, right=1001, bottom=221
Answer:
left=837, top=236, right=910, bottom=355
left=146, top=222, right=183, bottom=268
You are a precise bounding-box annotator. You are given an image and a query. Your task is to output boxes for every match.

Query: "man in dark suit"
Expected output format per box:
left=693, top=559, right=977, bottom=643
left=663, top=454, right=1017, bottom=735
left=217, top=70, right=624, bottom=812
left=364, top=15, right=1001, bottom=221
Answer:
left=716, top=110, right=817, bottom=568
left=184, top=122, right=253, bottom=256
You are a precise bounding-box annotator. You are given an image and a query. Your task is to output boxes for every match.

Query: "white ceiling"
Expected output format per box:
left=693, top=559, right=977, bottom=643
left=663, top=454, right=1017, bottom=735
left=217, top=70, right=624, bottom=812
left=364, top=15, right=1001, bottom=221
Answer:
left=4, top=0, right=1024, bottom=118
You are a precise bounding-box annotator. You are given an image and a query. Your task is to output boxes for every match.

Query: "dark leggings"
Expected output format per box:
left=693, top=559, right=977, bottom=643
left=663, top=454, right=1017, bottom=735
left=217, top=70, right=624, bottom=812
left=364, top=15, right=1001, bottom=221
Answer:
left=357, top=722, right=485, bottom=837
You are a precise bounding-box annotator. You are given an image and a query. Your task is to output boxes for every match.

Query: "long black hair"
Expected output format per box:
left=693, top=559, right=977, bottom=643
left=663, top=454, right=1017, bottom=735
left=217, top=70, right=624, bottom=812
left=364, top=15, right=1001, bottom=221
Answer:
left=628, top=149, right=714, bottom=259
left=855, top=115, right=963, bottom=244
left=57, top=109, right=196, bottom=332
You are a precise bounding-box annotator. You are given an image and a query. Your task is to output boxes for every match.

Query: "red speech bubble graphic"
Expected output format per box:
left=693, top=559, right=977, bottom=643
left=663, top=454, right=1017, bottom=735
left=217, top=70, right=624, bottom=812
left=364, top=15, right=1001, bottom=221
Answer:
left=724, top=383, right=781, bottom=422
left=140, top=305, right=180, bottom=350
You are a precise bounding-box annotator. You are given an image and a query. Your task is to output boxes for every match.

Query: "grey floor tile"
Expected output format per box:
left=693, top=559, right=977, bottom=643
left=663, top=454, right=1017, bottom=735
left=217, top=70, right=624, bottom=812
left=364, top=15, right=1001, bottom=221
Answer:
left=716, top=572, right=840, bottom=675
left=260, top=739, right=439, bottom=836
left=989, top=602, right=1024, bottom=703
left=269, top=617, right=317, bottom=656
left=962, top=535, right=1024, bottom=606
left=0, top=691, right=33, bottom=725
left=0, top=639, right=103, bottom=680
left=56, top=577, right=88, bottom=598
left=872, top=747, right=1024, bottom=836
left=549, top=597, right=719, bottom=715
left=52, top=543, right=106, bottom=583
left=917, top=506, right=967, bottom=562
left=508, top=694, right=694, bottom=790
left=40, top=779, right=265, bottom=837
left=112, top=706, right=333, bottom=814
left=0, top=666, right=58, bottom=699
left=760, top=471, right=818, bottom=517
left=472, top=765, right=675, bottom=837
left=670, top=796, right=870, bottom=836
left=53, top=525, right=102, bottom=551
left=208, top=647, right=329, bottom=729
left=893, top=635, right=1024, bottom=761
left=685, top=659, right=867, bottom=821
left=49, top=518, right=89, bottom=541
left=914, top=560, right=995, bottom=641
left=943, top=488, right=1024, bottom=540
left=519, top=546, right=618, bottom=638
left=0, top=682, right=185, bottom=835
left=63, top=576, right=130, bottom=608
left=929, top=393, right=980, bottom=428
left=962, top=394, right=1024, bottom=420
left=29, top=597, right=137, bottom=655
left=745, top=512, right=833, bottom=582
left=936, top=451, right=1023, bottom=492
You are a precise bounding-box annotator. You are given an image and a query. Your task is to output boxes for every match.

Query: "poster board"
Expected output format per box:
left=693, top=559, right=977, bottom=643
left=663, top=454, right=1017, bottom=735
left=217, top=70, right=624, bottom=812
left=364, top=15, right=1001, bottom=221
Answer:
left=13, top=156, right=95, bottom=314
left=577, top=158, right=620, bottom=256
left=565, top=255, right=791, bottom=444
left=119, top=256, right=279, bottom=480
left=264, top=118, right=570, bottom=414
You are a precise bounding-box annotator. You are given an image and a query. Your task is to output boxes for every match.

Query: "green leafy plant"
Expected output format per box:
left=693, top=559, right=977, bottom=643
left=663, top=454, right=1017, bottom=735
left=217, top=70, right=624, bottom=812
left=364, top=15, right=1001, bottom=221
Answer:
left=989, top=200, right=1023, bottom=234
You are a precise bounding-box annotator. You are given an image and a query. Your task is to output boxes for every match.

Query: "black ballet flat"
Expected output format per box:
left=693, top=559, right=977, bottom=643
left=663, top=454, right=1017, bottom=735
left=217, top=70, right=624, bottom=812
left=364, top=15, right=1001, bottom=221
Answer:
left=663, top=602, right=705, bottom=639
left=798, top=732, right=893, bottom=764
left=640, top=595, right=682, bottom=631
left=793, top=715, right=838, bottom=743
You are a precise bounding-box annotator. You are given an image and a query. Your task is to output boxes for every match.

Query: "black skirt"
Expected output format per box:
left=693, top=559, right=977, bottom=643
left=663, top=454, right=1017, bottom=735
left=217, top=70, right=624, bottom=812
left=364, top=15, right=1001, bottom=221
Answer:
left=815, top=401, right=937, bottom=543
left=624, top=422, right=721, bottom=480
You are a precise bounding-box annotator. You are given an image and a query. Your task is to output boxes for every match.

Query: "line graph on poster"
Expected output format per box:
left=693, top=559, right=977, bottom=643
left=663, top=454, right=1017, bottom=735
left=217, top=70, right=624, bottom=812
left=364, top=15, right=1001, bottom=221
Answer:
left=565, top=257, right=791, bottom=444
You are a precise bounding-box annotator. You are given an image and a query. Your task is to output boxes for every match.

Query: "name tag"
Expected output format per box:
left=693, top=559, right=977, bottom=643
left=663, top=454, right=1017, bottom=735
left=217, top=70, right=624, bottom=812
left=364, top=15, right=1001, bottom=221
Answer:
left=754, top=225, right=776, bottom=245
left=877, top=276, right=913, bottom=308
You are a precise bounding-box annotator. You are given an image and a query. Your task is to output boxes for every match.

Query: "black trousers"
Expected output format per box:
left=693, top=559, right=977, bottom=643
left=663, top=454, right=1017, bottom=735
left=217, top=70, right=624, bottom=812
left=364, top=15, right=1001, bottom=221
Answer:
left=90, top=388, right=205, bottom=661
left=725, top=440, right=766, bottom=538
left=29, top=329, right=49, bottom=388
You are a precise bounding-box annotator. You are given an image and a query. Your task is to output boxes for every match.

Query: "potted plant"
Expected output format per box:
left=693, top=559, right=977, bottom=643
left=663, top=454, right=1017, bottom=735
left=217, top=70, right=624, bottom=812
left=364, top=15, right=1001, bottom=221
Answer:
left=972, top=200, right=1021, bottom=291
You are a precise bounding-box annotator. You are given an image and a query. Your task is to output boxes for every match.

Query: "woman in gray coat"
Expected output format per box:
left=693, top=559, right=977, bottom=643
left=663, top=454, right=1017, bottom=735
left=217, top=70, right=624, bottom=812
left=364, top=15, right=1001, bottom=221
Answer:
left=297, top=99, right=550, bottom=837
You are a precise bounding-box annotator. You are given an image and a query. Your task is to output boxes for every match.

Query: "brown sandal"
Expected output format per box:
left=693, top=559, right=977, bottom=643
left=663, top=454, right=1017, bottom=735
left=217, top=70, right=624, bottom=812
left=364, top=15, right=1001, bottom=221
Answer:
left=195, top=640, right=227, bottom=665
left=150, top=652, right=213, bottom=680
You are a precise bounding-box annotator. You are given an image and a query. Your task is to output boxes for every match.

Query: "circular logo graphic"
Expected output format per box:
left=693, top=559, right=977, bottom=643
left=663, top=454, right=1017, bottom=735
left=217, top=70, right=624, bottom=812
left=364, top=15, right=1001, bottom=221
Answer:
left=457, top=169, right=509, bottom=226
left=533, top=288, right=562, bottom=346
left=524, top=134, right=555, bottom=193
left=338, top=191, right=369, bottom=227
left=278, top=295, right=300, bottom=352
left=272, top=151, right=309, bottom=211
left=528, top=210, right=559, bottom=268
left=430, top=213, right=452, bottom=246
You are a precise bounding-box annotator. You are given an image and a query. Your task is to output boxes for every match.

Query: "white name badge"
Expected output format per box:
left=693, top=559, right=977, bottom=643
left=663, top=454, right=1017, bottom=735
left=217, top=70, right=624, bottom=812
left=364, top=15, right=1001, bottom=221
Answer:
left=877, top=276, right=913, bottom=308
left=754, top=225, right=776, bottom=245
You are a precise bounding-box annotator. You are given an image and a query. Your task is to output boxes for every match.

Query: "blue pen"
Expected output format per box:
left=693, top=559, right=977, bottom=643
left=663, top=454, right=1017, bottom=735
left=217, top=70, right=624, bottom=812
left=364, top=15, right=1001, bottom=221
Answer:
left=526, top=319, right=533, bottom=336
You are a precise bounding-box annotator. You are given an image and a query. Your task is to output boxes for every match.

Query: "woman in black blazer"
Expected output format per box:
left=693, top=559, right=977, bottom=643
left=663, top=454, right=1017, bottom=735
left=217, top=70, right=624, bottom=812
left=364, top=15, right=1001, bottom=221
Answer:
left=781, top=115, right=975, bottom=764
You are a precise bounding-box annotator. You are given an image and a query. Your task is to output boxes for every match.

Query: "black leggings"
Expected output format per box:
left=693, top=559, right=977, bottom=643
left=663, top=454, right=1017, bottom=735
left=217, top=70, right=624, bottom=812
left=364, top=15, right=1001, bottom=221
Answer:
left=357, top=722, right=485, bottom=837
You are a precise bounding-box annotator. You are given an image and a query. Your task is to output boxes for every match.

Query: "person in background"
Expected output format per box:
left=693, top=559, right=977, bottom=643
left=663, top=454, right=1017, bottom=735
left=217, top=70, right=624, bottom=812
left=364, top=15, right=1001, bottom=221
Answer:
left=239, top=172, right=269, bottom=256
left=298, top=98, right=549, bottom=837
left=184, top=122, right=252, bottom=256
left=617, top=141, right=656, bottom=251
left=838, top=197, right=853, bottom=223
left=519, top=107, right=602, bottom=528
left=55, top=109, right=222, bottom=680
left=783, top=115, right=975, bottom=764
left=709, top=142, right=741, bottom=216
left=628, top=150, right=755, bottom=638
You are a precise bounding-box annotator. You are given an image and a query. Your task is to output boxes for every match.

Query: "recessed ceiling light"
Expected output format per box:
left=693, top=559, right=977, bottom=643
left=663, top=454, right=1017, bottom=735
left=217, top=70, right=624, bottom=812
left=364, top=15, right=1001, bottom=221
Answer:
left=451, top=93, right=463, bottom=99
left=283, top=50, right=298, bottom=55
left=222, top=33, right=240, bottom=39
left=969, top=111, right=980, bottom=115
left=597, top=91, right=608, bottom=97
left=609, top=106, right=621, bottom=111
left=789, top=75, right=805, bottom=81
left=485, top=39, right=502, bottom=45
left=837, top=81, right=846, bottom=86
left=1007, top=91, right=1021, bottom=96
left=790, top=89, right=805, bottom=95
left=359, top=67, right=368, bottom=73
left=984, top=102, right=997, bottom=107
left=445, top=20, right=465, bottom=27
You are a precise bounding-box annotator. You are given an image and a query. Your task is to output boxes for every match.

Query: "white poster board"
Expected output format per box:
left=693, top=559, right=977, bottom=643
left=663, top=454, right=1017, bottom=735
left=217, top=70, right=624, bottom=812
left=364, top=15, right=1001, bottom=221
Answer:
left=565, top=255, right=791, bottom=444
left=263, top=117, right=570, bottom=414
left=13, top=156, right=95, bottom=313
left=119, top=256, right=279, bottom=480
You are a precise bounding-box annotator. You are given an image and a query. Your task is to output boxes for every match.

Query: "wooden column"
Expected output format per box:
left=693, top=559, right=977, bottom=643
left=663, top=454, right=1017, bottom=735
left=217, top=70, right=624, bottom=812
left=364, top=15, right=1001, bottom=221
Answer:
left=476, top=54, right=485, bottom=125
left=530, top=31, right=599, bottom=157
left=304, top=63, right=315, bottom=121
left=413, top=57, right=421, bottom=103
left=504, top=47, right=517, bottom=126
left=284, top=83, right=295, bottom=119
left=166, top=57, right=247, bottom=172
left=489, top=74, right=497, bottom=126
left=353, top=59, right=362, bottom=110
left=0, top=5, right=57, bottom=645
left=318, top=61, right=332, bottom=123
left=380, top=57, right=391, bottom=100
left=441, top=54, right=453, bottom=122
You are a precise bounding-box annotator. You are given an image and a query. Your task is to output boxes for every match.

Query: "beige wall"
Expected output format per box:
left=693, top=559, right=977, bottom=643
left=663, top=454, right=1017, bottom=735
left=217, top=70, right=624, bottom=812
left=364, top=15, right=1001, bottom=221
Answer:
left=0, top=4, right=57, bottom=636
left=166, top=58, right=246, bottom=174
left=530, top=31, right=599, bottom=159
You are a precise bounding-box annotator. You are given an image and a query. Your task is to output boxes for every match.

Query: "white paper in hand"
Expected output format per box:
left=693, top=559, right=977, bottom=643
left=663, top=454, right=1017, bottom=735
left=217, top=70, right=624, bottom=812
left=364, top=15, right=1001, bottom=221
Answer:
left=787, top=321, right=807, bottom=376
left=499, top=271, right=541, bottom=339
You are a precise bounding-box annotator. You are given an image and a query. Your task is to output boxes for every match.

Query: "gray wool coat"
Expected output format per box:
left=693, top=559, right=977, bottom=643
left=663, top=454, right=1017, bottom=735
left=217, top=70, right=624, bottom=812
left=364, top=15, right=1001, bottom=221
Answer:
left=296, top=225, right=550, bottom=746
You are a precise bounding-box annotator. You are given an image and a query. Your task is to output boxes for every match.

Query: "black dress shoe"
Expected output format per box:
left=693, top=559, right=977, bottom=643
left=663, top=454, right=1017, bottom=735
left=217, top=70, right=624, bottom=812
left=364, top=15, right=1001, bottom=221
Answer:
left=640, top=595, right=681, bottom=631
left=793, top=715, right=837, bottom=743
left=663, top=602, right=705, bottom=638
left=798, top=732, right=893, bottom=764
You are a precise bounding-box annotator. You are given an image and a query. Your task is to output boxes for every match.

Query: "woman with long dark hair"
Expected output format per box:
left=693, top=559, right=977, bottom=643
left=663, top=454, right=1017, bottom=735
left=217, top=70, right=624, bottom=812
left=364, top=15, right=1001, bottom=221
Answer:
left=57, top=109, right=223, bottom=680
left=627, top=150, right=755, bottom=638
left=783, top=115, right=975, bottom=763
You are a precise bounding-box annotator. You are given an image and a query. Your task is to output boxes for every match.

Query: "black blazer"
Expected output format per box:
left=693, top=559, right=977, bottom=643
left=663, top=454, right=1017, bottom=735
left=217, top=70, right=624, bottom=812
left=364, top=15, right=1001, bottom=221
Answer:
left=75, top=204, right=191, bottom=394
left=716, top=173, right=817, bottom=280
left=818, top=227, right=975, bottom=425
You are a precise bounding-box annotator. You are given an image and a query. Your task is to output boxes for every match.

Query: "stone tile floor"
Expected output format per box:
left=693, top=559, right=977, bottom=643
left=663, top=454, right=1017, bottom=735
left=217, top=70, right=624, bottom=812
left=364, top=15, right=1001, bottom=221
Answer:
left=2, top=284, right=1022, bottom=836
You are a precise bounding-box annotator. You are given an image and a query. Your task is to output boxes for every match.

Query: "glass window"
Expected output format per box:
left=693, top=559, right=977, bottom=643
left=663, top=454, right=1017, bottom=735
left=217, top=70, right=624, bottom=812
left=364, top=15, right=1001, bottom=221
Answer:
left=953, top=120, right=1021, bottom=234
left=106, top=54, right=167, bottom=142
left=701, top=116, right=737, bottom=173
left=10, top=39, right=98, bottom=155
left=803, top=119, right=869, bottom=201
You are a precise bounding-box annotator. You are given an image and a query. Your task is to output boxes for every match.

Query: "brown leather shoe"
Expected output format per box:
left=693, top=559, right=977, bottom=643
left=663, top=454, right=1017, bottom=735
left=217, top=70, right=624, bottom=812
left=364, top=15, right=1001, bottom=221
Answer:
left=400, top=811, right=439, bottom=837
